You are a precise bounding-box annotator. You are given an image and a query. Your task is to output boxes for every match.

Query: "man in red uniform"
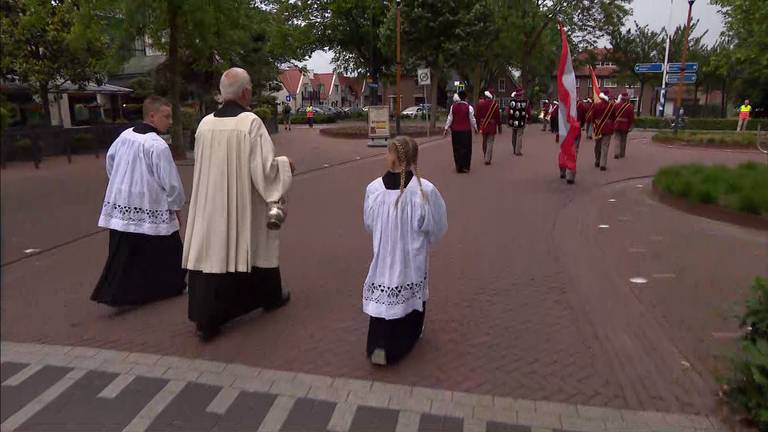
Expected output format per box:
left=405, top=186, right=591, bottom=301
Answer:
left=591, top=89, right=614, bottom=171
left=612, top=92, right=635, bottom=159
left=475, top=90, right=501, bottom=165
left=443, top=91, right=478, bottom=173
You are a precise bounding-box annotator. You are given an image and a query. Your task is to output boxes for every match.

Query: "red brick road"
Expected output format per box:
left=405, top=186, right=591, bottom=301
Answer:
left=1, top=126, right=765, bottom=416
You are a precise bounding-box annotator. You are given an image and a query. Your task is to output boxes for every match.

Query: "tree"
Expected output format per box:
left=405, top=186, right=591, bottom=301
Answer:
left=608, top=22, right=665, bottom=115
left=711, top=0, right=768, bottom=111
left=0, top=0, right=112, bottom=126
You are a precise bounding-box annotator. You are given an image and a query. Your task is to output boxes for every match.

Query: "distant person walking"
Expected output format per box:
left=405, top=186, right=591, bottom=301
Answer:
left=91, top=96, right=186, bottom=309
left=475, top=90, right=501, bottom=165
left=443, top=91, right=478, bottom=173
left=737, top=99, right=751, bottom=132
left=282, top=103, right=292, bottom=131
left=306, top=104, right=315, bottom=128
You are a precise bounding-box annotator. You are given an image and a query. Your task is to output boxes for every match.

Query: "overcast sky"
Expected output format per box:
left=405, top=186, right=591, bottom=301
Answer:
left=300, top=0, right=725, bottom=73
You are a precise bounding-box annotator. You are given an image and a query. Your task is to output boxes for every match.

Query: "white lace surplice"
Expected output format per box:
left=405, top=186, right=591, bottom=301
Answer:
left=362, top=177, right=448, bottom=320
left=98, top=129, right=185, bottom=236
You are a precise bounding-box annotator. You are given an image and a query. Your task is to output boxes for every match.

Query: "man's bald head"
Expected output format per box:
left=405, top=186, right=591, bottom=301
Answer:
left=220, top=67, right=252, bottom=106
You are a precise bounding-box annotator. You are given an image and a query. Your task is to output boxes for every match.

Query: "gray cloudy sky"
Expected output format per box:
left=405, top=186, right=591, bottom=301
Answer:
left=300, top=0, right=725, bottom=73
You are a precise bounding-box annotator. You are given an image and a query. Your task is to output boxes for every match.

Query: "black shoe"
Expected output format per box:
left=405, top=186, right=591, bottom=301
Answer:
left=567, top=179, right=575, bottom=184
left=594, top=161, right=600, bottom=167
left=560, top=171, right=566, bottom=179
left=196, top=325, right=220, bottom=342
left=515, top=152, right=523, bottom=156
left=264, top=290, right=291, bottom=312
left=614, top=155, right=620, bottom=159
left=484, top=161, right=491, bottom=165
left=600, top=166, right=607, bottom=171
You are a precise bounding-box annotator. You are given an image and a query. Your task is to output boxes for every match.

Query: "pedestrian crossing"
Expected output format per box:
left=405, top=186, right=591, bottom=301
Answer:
left=0, top=342, right=727, bottom=432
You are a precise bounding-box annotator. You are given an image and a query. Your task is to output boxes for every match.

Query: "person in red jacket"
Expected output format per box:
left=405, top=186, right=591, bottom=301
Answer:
left=591, top=89, right=615, bottom=171
left=612, top=92, right=635, bottom=159
left=475, top=90, right=501, bottom=165
left=443, top=91, right=478, bottom=173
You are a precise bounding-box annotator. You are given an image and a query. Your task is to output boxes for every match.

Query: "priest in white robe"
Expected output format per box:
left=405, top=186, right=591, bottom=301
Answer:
left=183, top=68, right=294, bottom=341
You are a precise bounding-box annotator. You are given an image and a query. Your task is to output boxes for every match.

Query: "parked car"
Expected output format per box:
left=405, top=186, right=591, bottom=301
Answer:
left=401, top=106, right=425, bottom=119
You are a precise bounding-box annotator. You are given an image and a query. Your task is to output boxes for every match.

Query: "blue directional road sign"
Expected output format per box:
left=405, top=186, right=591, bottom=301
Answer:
left=285, top=95, right=292, bottom=102
left=667, top=62, right=699, bottom=73
left=666, top=73, right=697, bottom=84
left=634, top=63, right=663, bottom=73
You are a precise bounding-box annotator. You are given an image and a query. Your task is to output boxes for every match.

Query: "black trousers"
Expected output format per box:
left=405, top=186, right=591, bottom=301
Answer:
left=366, top=303, right=426, bottom=365
left=91, top=230, right=186, bottom=307
left=451, top=130, right=472, bottom=172
left=188, top=267, right=282, bottom=332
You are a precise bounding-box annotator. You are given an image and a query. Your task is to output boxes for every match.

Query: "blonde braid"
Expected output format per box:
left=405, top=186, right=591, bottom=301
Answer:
left=393, top=139, right=408, bottom=208
left=413, top=163, right=428, bottom=203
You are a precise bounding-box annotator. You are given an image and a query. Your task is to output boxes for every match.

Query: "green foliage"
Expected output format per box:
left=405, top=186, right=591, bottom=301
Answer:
left=724, top=277, right=768, bottom=429
left=711, top=0, right=768, bottom=109
left=252, top=106, right=275, bottom=121
left=638, top=117, right=768, bottom=131
left=128, top=77, right=155, bottom=99
left=654, top=162, right=768, bottom=216
left=635, top=117, right=669, bottom=129
left=72, top=133, right=96, bottom=154
left=1, top=0, right=113, bottom=120
left=654, top=131, right=757, bottom=147
left=290, top=114, right=337, bottom=124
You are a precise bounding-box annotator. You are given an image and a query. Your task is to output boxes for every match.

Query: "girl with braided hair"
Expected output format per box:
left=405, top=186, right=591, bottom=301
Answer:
left=362, top=136, right=448, bottom=366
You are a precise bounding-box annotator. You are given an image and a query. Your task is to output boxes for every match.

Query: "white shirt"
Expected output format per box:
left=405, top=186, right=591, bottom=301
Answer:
left=444, top=101, right=478, bottom=131
left=98, top=127, right=185, bottom=236
left=362, top=176, right=448, bottom=319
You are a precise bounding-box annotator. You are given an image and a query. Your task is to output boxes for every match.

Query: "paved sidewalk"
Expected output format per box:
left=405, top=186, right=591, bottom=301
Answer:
left=1, top=342, right=725, bottom=432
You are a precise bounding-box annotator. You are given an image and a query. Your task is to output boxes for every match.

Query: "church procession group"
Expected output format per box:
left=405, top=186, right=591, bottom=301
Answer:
left=90, top=27, right=635, bottom=367
left=92, top=67, right=446, bottom=367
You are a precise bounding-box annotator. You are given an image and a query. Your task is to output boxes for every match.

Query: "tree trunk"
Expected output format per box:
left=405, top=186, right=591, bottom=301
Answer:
left=168, top=0, right=184, bottom=158
left=39, top=82, right=52, bottom=126
left=693, top=83, right=699, bottom=109
left=637, top=80, right=645, bottom=115
left=470, top=65, right=482, bottom=107
left=720, top=79, right=726, bottom=118
left=704, top=84, right=710, bottom=106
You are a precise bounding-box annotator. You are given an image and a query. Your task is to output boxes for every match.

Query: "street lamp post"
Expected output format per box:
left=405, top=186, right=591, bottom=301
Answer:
left=673, top=0, right=695, bottom=135
left=395, top=0, right=401, bottom=136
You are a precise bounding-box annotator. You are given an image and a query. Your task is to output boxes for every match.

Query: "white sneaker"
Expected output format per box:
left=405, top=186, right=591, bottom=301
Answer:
left=370, top=349, right=387, bottom=366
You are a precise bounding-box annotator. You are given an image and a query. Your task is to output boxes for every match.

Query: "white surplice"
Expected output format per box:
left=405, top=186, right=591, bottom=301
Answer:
left=362, top=177, right=448, bottom=320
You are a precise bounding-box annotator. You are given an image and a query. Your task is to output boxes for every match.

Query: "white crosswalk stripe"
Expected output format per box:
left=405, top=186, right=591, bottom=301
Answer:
left=1, top=368, right=87, bottom=432
left=98, top=373, right=136, bottom=399
left=2, top=364, right=44, bottom=387
left=121, top=380, right=185, bottom=432
left=205, top=386, right=240, bottom=415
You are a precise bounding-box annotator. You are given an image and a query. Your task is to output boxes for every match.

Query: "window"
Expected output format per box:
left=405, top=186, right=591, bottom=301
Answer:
left=600, top=78, right=617, bottom=88
left=334, top=84, right=339, bottom=94
left=318, top=84, right=325, bottom=95
left=498, top=79, right=506, bottom=92
left=597, top=61, right=616, bottom=67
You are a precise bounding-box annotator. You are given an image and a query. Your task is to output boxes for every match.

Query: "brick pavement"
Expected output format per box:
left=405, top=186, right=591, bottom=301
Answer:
left=1, top=341, right=726, bottom=432
left=1, top=127, right=766, bottom=420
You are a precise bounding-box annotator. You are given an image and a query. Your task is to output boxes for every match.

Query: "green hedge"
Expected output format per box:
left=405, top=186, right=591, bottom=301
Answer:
left=636, top=116, right=768, bottom=130
left=653, top=131, right=757, bottom=147
left=724, top=277, right=768, bottom=430
left=289, top=114, right=337, bottom=124
left=72, top=133, right=97, bottom=154
left=654, top=162, right=768, bottom=215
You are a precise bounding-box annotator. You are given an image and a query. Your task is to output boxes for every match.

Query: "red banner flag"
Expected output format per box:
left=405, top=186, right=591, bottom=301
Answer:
left=557, top=22, right=581, bottom=174
left=590, top=66, right=601, bottom=103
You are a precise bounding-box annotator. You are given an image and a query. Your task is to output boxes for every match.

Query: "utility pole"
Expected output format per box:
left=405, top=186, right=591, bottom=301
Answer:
left=395, top=0, right=401, bottom=135
left=658, top=0, right=673, bottom=118
left=673, top=0, right=695, bottom=135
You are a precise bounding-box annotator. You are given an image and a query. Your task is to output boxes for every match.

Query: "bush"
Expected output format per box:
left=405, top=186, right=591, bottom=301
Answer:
left=724, top=277, right=768, bottom=430
left=290, top=114, right=337, bottom=124
left=252, top=106, right=275, bottom=121
left=635, top=117, right=669, bottom=129
left=653, top=131, right=757, bottom=147
left=654, top=162, right=768, bottom=216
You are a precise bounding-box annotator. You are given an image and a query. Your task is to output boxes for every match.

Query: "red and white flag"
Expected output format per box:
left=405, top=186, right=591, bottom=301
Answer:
left=557, top=22, right=580, bottom=173
left=589, top=66, right=601, bottom=103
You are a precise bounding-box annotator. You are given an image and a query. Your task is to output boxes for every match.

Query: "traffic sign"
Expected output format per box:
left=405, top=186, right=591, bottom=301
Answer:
left=634, top=63, right=663, bottom=73
left=666, top=73, right=697, bottom=84
left=667, top=63, right=699, bottom=73
left=417, top=68, right=431, bottom=86
left=285, top=95, right=292, bottom=102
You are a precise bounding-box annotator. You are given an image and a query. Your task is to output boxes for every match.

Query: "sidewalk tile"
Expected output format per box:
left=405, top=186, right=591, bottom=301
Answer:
left=412, top=386, right=452, bottom=402
left=95, top=359, right=135, bottom=374
left=156, top=355, right=194, bottom=369
left=576, top=405, right=623, bottom=422
left=372, top=382, right=412, bottom=398
left=535, top=401, right=578, bottom=417
left=195, top=371, right=237, bottom=387
left=453, top=391, right=494, bottom=407
left=561, top=415, right=607, bottom=431
left=516, top=410, right=562, bottom=429
left=67, top=355, right=104, bottom=370
left=473, top=405, right=517, bottom=423
left=348, top=390, right=391, bottom=408
left=294, top=372, right=333, bottom=387
left=429, top=400, right=474, bottom=418
left=333, top=377, right=373, bottom=393
left=191, top=358, right=227, bottom=373
left=258, top=368, right=296, bottom=382
left=494, top=397, right=536, bottom=412
left=125, top=352, right=161, bottom=365
left=389, top=394, right=432, bottom=412
left=308, top=385, right=350, bottom=403
left=223, top=362, right=261, bottom=377
left=232, top=376, right=274, bottom=392
left=68, top=347, right=102, bottom=358
left=162, top=367, right=201, bottom=381
left=129, top=364, right=168, bottom=378
left=270, top=379, right=311, bottom=397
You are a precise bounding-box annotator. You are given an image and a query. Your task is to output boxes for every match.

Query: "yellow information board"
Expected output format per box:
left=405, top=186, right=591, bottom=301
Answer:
left=368, top=106, right=390, bottom=139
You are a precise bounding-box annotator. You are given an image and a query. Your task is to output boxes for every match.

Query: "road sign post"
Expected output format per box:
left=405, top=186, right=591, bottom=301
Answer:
left=418, top=68, right=431, bottom=137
